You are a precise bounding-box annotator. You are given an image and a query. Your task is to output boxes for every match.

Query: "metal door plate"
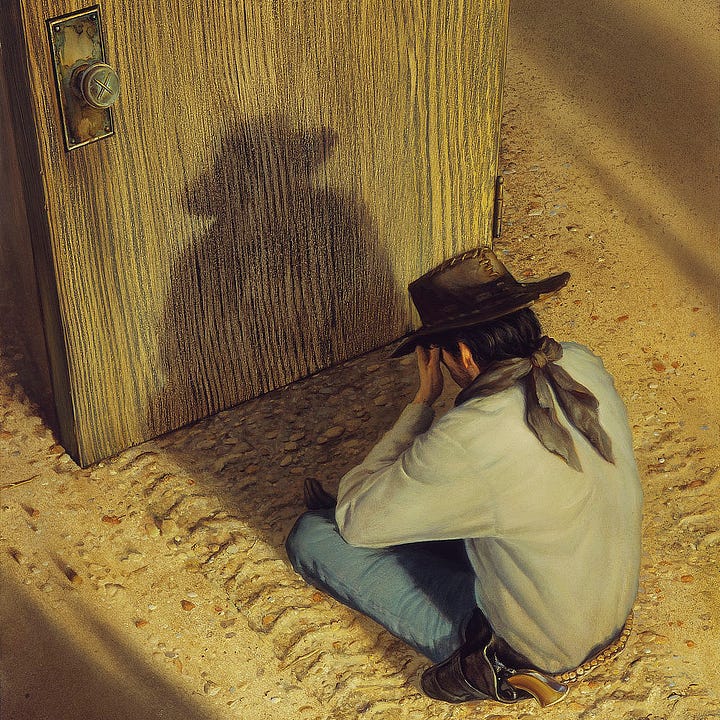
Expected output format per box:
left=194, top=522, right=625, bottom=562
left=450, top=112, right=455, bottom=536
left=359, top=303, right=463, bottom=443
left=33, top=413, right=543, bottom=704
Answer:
left=47, top=6, right=115, bottom=151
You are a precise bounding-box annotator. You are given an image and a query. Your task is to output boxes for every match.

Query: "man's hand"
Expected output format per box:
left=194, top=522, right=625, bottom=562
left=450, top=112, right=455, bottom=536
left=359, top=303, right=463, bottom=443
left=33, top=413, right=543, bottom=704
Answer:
left=412, top=345, right=444, bottom=406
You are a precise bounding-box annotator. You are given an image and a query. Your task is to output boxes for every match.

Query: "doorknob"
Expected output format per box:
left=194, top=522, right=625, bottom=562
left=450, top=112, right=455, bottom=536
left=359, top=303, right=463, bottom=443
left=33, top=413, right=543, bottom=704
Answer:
left=73, top=62, right=120, bottom=109
left=47, top=7, right=117, bottom=151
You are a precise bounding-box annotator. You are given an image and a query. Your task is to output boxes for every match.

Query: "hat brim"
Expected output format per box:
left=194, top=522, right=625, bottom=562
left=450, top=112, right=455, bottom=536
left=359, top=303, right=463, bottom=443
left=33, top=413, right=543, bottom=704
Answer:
left=389, top=271, right=570, bottom=358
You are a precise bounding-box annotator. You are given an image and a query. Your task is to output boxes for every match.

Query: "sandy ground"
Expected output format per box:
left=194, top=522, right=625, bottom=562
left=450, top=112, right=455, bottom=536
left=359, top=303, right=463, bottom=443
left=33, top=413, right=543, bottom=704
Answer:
left=1, top=2, right=719, bottom=718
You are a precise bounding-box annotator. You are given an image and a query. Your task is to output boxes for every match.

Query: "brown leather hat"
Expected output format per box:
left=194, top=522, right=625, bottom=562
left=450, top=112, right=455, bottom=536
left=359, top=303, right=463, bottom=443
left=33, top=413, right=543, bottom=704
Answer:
left=390, top=246, right=570, bottom=357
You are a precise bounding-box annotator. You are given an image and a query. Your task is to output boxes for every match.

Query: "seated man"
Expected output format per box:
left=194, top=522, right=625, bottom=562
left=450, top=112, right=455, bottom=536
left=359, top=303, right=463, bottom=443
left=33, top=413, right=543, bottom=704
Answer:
left=285, top=247, right=642, bottom=707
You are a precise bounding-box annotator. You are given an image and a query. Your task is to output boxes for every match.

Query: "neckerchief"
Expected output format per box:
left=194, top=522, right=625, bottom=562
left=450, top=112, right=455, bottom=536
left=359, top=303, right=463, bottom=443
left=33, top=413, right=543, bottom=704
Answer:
left=454, top=336, right=615, bottom=472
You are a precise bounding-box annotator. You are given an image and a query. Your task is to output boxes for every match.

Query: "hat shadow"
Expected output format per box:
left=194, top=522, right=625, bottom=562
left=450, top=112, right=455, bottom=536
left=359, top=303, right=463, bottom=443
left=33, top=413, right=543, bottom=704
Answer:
left=148, top=116, right=400, bottom=436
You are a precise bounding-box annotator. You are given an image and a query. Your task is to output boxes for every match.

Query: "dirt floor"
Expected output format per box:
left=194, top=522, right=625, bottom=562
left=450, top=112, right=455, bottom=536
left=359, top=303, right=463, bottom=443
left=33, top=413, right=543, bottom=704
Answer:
left=1, top=2, right=719, bottom=719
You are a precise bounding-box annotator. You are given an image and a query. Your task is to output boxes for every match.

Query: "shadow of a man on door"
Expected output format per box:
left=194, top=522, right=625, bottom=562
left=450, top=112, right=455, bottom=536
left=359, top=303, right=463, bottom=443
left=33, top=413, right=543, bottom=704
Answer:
left=149, top=116, right=404, bottom=437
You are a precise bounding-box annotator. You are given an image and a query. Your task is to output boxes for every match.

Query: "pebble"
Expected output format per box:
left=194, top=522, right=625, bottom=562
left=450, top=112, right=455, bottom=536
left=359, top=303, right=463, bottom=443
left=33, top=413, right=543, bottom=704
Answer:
left=181, top=599, right=196, bottom=611
left=160, top=518, right=180, bottom=536
left=279, top=455, right=293, bottom=467
left=104, top=583, right=126, bottom=598
left=64, top=567, right=82, bottom=584
left=324, top=426, right=345, bottom=439
left=203, top=681, right=221, bottom=696
left=8, top=547, right=25, bottom=564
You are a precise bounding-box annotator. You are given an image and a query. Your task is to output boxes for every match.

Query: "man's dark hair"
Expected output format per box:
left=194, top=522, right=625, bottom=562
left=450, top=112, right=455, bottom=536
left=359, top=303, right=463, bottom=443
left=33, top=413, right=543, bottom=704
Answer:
left=433, top=308, right=542, bottom=367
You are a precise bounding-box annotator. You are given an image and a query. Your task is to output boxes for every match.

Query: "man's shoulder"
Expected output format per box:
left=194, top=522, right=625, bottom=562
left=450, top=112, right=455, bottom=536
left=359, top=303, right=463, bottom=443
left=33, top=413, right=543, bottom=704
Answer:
left=559, top=341, right=609, bottom=374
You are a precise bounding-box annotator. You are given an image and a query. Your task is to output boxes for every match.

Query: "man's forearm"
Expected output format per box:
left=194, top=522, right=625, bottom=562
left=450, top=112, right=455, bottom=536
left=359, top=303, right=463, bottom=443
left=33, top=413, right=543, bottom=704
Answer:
left=335, top=403, right=434, bottom=512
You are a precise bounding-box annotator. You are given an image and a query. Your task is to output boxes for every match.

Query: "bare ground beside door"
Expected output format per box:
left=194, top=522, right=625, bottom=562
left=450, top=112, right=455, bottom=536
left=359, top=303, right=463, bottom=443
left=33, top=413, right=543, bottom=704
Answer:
left=1, top=1, right=719, bottom=717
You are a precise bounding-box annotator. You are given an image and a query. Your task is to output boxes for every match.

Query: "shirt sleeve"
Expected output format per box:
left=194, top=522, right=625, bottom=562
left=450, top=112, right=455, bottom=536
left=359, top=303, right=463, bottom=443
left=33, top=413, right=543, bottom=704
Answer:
left=335, top=402, right=497, bottom=547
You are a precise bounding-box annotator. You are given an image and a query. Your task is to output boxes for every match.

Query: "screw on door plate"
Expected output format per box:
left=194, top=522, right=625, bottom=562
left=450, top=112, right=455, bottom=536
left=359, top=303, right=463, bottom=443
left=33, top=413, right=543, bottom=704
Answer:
left=47, top=6, right=119, bottom=151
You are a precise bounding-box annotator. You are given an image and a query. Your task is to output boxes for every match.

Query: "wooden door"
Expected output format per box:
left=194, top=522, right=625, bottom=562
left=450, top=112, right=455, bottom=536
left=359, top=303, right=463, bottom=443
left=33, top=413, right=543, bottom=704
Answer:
left=2, top=0, right=509, bottom=465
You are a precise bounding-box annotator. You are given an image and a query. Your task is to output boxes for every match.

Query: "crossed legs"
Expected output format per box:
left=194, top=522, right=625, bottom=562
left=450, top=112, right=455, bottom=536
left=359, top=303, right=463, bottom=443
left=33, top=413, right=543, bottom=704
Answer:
left=285, top=509, right=478, bottom=663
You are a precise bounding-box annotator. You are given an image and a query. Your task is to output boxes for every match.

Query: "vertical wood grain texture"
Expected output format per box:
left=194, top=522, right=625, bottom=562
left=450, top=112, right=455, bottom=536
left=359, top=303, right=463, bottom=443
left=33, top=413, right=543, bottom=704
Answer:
left=0, top=37, right=54, bottom=411
left=1, top=7, right=76, bottom=456
left=13, top=0, right=509, bottom=465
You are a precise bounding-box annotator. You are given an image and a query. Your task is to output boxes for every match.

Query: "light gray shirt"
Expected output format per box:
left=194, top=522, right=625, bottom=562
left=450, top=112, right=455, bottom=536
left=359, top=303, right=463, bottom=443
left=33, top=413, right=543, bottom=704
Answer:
left=336, top=342, right=643, bottom=673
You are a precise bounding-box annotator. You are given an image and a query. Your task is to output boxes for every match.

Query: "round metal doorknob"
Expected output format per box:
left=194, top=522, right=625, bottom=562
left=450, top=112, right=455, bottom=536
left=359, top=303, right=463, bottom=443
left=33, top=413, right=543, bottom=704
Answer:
left=73, top=62, right=120, bottom=109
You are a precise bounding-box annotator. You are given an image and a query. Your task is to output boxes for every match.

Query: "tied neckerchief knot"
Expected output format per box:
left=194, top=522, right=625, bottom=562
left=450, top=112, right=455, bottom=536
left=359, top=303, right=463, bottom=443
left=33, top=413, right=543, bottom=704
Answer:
left=530, top=348, right=551, bottom=369
left=455, top=336, right=615, bottom=472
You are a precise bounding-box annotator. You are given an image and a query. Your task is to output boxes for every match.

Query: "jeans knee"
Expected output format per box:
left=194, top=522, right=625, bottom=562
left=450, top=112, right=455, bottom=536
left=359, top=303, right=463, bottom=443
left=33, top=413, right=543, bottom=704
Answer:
left=284, top=514, right=307, bottom=572
left=285, top=510, right=332, bottom=574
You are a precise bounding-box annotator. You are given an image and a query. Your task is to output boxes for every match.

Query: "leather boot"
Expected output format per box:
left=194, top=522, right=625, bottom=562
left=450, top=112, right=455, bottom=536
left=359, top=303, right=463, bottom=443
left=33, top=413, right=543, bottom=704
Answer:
left=421, top=609, right=498, bottom=703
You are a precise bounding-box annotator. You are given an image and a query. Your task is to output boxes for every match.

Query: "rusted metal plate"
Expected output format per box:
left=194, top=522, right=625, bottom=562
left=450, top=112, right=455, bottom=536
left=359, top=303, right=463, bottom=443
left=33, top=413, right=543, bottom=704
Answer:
left=47, top=6, right=116, bottom=151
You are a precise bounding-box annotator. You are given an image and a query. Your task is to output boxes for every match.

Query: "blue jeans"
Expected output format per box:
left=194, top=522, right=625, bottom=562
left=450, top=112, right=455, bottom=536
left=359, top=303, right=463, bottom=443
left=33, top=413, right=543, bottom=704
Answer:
left=285, top=509, right=479, bottom=662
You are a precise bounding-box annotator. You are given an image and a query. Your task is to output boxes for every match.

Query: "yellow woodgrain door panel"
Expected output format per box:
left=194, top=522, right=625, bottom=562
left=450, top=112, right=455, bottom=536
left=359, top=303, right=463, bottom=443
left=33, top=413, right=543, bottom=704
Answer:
left=7, top=0, right=509, bottom=465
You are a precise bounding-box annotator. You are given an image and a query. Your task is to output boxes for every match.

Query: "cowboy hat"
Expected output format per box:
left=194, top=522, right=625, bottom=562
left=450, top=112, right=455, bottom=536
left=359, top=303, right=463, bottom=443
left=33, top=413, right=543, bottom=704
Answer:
left=390, top=247, right=570, bottom=357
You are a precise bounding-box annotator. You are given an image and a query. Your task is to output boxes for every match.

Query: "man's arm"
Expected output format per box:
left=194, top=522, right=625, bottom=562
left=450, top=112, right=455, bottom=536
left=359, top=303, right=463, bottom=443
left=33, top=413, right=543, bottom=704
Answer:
left=335, top=347, right=495, bottom=547
left=339, top=345, right=442, bottom=490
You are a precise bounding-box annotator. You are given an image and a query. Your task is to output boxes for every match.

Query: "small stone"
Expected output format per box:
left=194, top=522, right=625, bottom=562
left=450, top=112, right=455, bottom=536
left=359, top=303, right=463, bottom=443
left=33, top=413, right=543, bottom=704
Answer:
left=102, top=515, right=122, bottom=525
left=64, top=567, right=82, bottom=585
left=203, top=681, right=221, bottom=696
left=8, top=548, right=25, bottom=564
left=373, top=394, right=389, bottom=407
left=283, top=441, right=299, bottom=452
left=324, top=426, right=345, bottom=439
left=652, top=361, right=666, bottom=372
left=135, top=619, right=149, bottom=628
left=686, top=640, right=696, bottom=648
left=680, top=574, right=694, bottom=583
left=366, top=364, right=381, bottom=372
left=104, top=583, right=126, bottom=598
left=181, top=599, right=196, bottom=611
left=279, top=455, right=293, bottom=467
left=160, top=518, right=179, bottom=536
left=289, top=431, right=305, bottom=442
